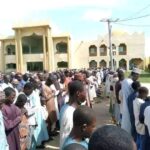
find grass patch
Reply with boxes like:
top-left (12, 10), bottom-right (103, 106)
top-left (125, 71), bottom-right (150, 83)
top-left (139, 73), bottom-right (150, 83)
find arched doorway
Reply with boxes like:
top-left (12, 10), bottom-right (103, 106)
top-left (27, 62), bottom-right (43, 72)
top-left (99, 60), bottom-right (107, 67)
top-left (129, 58), bottom-right (143, 70)
top-left (57, 61), bottom-right (68, 68)
top-left (119, 59), bottom-right (127, 70)
top-left (89, 60), bottom-right (97, 68)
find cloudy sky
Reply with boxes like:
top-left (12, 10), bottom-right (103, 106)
top-left (0, 0), bottom-right (150, 54)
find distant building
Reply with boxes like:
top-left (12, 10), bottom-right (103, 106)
top-left (73, 31), bottom-right (146, 71)
top-left (0, 24), bottom-right (147, 73)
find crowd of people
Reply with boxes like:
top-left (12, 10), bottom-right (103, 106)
top-left (0, 67), bottom-right (149, 150)
top-left (0, 69), bottom-right (102, 150)
top-left (105, 67), bottom-right (150, 150)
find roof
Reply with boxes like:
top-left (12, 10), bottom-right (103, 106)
top-left (12, 22), bottom-right (51, 30)
top-left (52, 33), bottom-right (71, 39)
top-left (0, 35), bottom-right (15, 41)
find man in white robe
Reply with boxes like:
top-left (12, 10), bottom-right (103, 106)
top-left (144, 106), bottom-right (150, 136)
top-left (0, 91), bottom-right (9, 150)
top-left (60, 104), bottom-right (75, 149)
top-left (59, 80), bottom-right (86, 149)
top-left (121, 68), bottom-right (141, 134)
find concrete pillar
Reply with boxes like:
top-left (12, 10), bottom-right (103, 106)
top-left (143, 58), bottom-right (145, 70)
top-left (47, 27), bottom-right (54, 72)
top-left (116, 46), bottom-right (119, 56)
top-left (107, 61), bottom-right (109, 68)
top-left (97, 45), bottom-right (100, 57)
top-left (126, 60), bottom-right (129, 71)
top-left (116, 60), bottom-right (119, 69)
top-left (0, 41), bottom-right (5, 72)
top-left (67, 37), bottom-right (71, 69)
top-left (16, 29), bottom-right (23, 73)
top-left (42, 35), bottom-right (47, 70)
top-left (15, 38), bottom-right (19, 72)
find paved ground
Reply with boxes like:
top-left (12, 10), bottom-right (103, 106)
top-left (41, 97), bottom-right (111, 150)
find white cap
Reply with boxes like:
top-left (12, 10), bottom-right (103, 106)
top-left (132, 68), bottom-right (141, 74)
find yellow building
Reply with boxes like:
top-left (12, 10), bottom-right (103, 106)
top-left (0, 23), bottom-right (71, 73)
top-left (0, 24), bottom-right (148, 73)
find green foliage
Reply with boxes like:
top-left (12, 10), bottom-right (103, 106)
top-left (139, 72), bottom-right (150, 83)
top-left (125, 71), bottom-right (150, 83)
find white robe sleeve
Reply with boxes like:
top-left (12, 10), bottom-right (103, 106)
top-left (144, 106), bottom-right (150, 135)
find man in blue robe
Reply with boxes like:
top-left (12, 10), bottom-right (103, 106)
top-left (127, 81), bottom-right (141, 141)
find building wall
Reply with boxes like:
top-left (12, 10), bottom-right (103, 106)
top-left (0, 25), bottom-right (71, 73)
top-left (0, 26), bottom-right (146, 72)
top-left (22, 54), bottom-right (44, 73)
top-left (52, 37), bottom-right (69, 69)
top-left (2, 39), bottom-right (16, 72)
top-left (73, 32), bottom-right (145, 70)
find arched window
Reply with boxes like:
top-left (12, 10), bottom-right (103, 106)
top-left (56, 42), bottom-right (67, 53)
top-left (6, 44), bottom-right (15, 55)
top-left (99, 60), bottom-right (107, 67)
top-left (22, 45), bottom-right (30, 54)
top-left (57, 61), bottom-right (68, 68)
top-left (119, 43), bottom-right (127, 55)
top-left (129, 58), bottom-right (143, 70)
top-left (100, 44), bottom-right (107, 56)
top-left (89, 45), bottom-right (97, 56)
top-left (89, 60), bottom-right (97, 68)
top-left (119, 59), bottom-right (127, 70)
top-left (6, 63), bottom-right (16, 69)
top-left (22, 34), bottom-right (43, 54)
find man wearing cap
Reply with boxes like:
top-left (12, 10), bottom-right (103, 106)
top-left (121, 68), bottom-right (141, 134)
top-left (0, 91), bottom-right (9, 150)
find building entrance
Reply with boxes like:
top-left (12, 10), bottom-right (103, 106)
top-left (27, 62), bottom-right (43, 72)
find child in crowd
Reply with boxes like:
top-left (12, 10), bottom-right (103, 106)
top-left (15, 94), bottom-right (29, 150)
top-left (128, 81), bottom-right (141, 141)
top-left (23, 83), bottom-right (37, 150)
top-left (63, 143), bottom-right (87, 150)
top-left (62, 105), bottom-right (96, 150)
top-left (59, 80), bottom-right (86, 149)
top-left (89, 125), bottom-right (136, 150)
top-left (133, 86), bottom-right (149, 149)
top-left (2, 87), bottom-right (22, 150)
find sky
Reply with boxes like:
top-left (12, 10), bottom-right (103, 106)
top-left (0, 0), bottom-right (150, 54)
